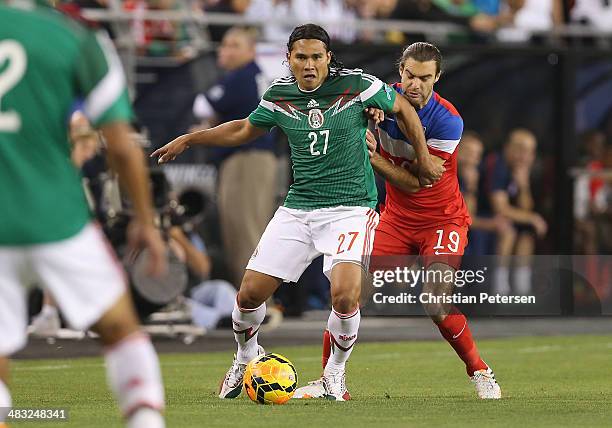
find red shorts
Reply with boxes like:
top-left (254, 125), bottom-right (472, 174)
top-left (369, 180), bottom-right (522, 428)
top-left (371, 213), bottom-right (468, 270)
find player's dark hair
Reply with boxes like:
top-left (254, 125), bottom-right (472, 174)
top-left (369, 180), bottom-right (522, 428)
top-left (287, 24), bottom-right (343, 76)
top-left (399, 42), bottom-right (442, 76)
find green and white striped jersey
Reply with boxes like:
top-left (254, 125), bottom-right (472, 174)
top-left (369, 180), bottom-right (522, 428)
top-left (249, 68), bottom-right (396, 210)
top-left (0, 1), bottom-right (133, 245)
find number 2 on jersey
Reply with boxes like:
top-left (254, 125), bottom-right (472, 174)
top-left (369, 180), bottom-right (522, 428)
top-left (0, 40), bottom-right (27, 132)
top-left (309, 130), bottom-right (329, 156)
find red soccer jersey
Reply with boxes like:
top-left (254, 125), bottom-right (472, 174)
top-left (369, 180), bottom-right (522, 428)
top-left (377, 87), bottom-right (471, 229)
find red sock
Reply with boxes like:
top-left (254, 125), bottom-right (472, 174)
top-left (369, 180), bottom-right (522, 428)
top-left (436, 312), bottom-right (488, 376)
top-left (322, 329), bottom-right (331, 369)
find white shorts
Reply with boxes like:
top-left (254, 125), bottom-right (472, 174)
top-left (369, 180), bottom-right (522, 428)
top-left (0, 223), bottom-right (126, 355)
top-left (246, 206), bottom-right (379, 283)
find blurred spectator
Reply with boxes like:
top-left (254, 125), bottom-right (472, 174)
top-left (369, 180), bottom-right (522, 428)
top-left (570, 0), bottom-right (612, 29)
top-left (192, 27), bottom-right (278, 288)
top-left (458, 131), bottom-right (513, 255)
top-left (512, 0), bottom-right (564, 30)
top-left (388, 0), bottom-right (506, 37)
top-left (245, 0), bottom-right (358, 43)
top-left (458, 130), bottom-right (485, 212)
top-left (204, 0), bottom-right (252, 42)
top-left (391, 0), bottom-right (477, 24)
top-left (473, 128), bottom-right (547, 295)
top-left (343, 0), bottom-right (400, 42)
top-left (574, 130), bottom-right (606, 255)
top-left (168, 225), bottom-right (237, 329)
top-left (599, 144), bottom-right (612, 252)
top-left (496, 0), bottom-right (564, 42)
top-left (124, 0), bottom-right (192, 57)
top-left (29, 111), bottom-right (101, 337)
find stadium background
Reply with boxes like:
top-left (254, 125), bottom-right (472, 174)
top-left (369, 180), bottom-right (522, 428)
top-left (65, 0), bottom-right (612, 314)
top-left (11, 1), bottom-right (612, 426)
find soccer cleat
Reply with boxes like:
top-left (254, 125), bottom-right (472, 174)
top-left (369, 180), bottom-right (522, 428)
top-left (322, 369), bottom-right (351, 401)
top-left (218, 346), bottom-right (264, 399)
top-left (28, 307), bottom-right (61, 337)
top-left (292, 377), bottom-right (326, 399)
top-left (471, 367), bottom-right (501, 399)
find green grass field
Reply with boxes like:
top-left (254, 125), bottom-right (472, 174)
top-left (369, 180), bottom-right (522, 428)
top-left (9, 334), bottom-right (612, 427)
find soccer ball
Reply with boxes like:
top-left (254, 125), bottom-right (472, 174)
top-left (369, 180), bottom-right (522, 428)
top-left (243, 353), bottom-right (298, 405)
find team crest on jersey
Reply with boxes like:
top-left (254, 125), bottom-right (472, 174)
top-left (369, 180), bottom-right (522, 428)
top-left (308, 109), bottom-right (324, 129)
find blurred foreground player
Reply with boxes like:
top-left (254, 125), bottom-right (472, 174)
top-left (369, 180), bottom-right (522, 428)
top-left (153, 24), bottom-right (444, 401)
top-left (296, 42), bottom-right (501, 400)
top-left (0, 2), bottom-right (167, 426)
top-left (29, 111), bottom-right (100, 337)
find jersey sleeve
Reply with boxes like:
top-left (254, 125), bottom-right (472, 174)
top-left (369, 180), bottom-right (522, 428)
top-left (427, 114), bottom-right (464, 160)
top-left (75, 30), bottom-right (133, 127)
top-left (247, 87), bottom-right (276, 131)
top-left (359, 73), bottom-right (396, 113)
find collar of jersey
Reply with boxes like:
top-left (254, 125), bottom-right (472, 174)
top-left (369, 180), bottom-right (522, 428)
top-left (297, 81), bottom-right (323, 93)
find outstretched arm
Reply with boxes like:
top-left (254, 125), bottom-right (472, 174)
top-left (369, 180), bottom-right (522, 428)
top-left (151, 118), bottom-right (267, 164)
top-left (390, 94), bottom-right (444, 185)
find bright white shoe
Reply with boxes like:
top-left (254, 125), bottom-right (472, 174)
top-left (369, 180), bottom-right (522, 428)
top-left (471, 367), bottom-right (501, 399)
top-left (293, 377), bottom-right (326, 399)
top-left (322, 369), bottom-right (351, 401)
top-left (218, 345), bottom-right (264, 399)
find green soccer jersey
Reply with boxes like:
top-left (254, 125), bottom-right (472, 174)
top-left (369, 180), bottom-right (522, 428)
top-left (248, 68), bottom-right (396, 210)
top-left (0, 1), bottom-right (133, 245)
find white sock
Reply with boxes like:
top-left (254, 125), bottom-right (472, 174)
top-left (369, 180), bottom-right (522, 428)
top-left (0, 380), bottom-right (11, 421)
top-left (40, 304), bottom-right (58, 318)
top-left (128, 407), bottom-right (164, 428)
top-left (104, 332), bottom-right (165, 421)
top-left (514, 266), bottom-right (532, 295)
top-left (324, 307), bottom-right (360, 374)
top-left (232, 299), bottom-right (266, 364)
top-left (493, 266), bottom-right (511, 295)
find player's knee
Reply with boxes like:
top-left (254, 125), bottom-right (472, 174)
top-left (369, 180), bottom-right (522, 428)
top-left (237, 277), bottom-right (266, 309)
top-left (422, 301), bottom-right (447, 323)
top-left (93, 295), bottom-right (140, 346)
top-left (95, 319), bottom-right (140, 346)
top-left (330, 293), bottom-right (359, 314)
top-left (236, 289), bottom-right (263, 310)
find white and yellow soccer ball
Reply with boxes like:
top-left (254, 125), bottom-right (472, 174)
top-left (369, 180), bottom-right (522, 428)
top-left (243, 353), bottom-right (298, 405)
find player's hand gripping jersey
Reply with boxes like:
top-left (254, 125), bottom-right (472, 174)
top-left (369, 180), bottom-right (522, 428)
top-left (377, 83), bottom-right (470, 229)
top-left (249, 69), bottom-right (396, 210)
